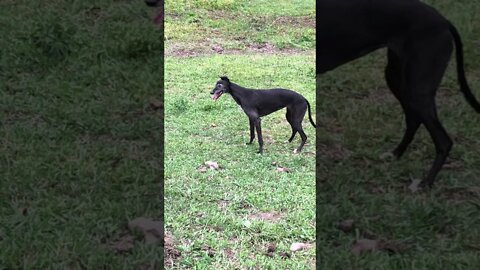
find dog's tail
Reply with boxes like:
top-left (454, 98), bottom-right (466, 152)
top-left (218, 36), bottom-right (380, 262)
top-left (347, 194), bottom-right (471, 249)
top-left (448, 21), bottom-right (480, 112)
top-left (305, 99), bottom-right (316, 128)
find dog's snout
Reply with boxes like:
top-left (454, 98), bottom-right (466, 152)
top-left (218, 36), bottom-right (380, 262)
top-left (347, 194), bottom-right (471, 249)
top-left (210, 89), bottom-right (215, 94)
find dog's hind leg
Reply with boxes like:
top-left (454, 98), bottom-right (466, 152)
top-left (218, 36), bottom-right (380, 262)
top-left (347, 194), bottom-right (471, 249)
top-left (385, 49), bottom-right (421, 159)
top-left (291, 103), bottom-right (308, 153)
top-left (404, 33), bottom-right (454, 187)
top-left (247, 118), bottom-right (255, 144)
top-left (251, 116), bottom-right (263, 154)
top-left (286, 109), bottom-right (297, 142)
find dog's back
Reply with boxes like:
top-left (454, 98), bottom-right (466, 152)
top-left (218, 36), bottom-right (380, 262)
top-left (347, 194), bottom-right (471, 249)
top-left (318, 0), bottom-right (449, 73)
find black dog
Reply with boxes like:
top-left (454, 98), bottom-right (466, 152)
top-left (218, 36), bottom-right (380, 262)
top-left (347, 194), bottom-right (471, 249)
top-left (210, 76), bottom-right (316, 154)
top-left (318, 0), bottom-right (480, 187)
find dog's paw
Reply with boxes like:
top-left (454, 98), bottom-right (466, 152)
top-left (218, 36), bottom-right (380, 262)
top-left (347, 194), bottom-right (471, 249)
top-left (293, 149), bottom-right (299, 154)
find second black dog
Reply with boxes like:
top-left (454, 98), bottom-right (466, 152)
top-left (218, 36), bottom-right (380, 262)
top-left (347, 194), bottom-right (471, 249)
top-left (210, 76), bottom-right (316, 154)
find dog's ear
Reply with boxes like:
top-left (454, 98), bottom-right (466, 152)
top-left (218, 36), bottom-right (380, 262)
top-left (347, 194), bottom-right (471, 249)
top-left (220, 76), bottom-right (230, 83)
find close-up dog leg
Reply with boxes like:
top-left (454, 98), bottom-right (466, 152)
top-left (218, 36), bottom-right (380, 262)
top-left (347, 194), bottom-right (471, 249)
top-left (286, 109), bottom-right (298, 142)
top-left (247, 118), bottom-right (255, 145)
top-left (404, 32), bottom-right (454, 187)
top-left (384, 49), bottom-right (421, 159)
top-left (253, 117), bottom-right (263, 154)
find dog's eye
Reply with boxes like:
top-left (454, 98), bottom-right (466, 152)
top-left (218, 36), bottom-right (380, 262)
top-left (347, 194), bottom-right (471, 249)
top-left (217, 84), bottom-right (222, 87)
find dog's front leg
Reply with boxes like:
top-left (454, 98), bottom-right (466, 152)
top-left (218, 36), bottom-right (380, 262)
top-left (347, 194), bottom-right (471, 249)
top-left (246, 118), bottom-right (255, 145)
top-left (252, 117), bottom-right (263, 154)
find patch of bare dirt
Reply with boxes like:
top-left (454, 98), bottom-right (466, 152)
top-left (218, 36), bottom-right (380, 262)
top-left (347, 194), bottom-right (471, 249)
top-left (272, 16), bottom-right (315, 28)
top-left (318, 142), bottom-right (352, 161)
top-left (248, 211), bottom-right (284, 222)
top-left (166, 41), bottom-right (312, 57)
top-left (352, 238), bottom-right (405, 255)
top-left (164, 232), bottom-right (181, 267)
top-left (438, 186), bottom-right (480, 204)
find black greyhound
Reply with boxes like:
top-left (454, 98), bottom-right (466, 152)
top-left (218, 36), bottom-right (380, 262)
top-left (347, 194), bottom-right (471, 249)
top-left (210, 76), bottom-right (316, 154)
top-left (318, 0), bottom-right (480, 187)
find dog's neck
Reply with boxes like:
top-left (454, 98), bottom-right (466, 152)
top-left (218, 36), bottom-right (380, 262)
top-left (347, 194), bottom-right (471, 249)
top-left (228, 83), bottom-right (251, 107)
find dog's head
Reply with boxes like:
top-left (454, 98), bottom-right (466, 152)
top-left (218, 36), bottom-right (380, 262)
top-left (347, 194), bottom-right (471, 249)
top-left (210, 76), bottom-right (231, 101)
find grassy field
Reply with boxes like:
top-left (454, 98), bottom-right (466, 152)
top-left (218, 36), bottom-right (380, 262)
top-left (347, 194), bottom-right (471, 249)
top-left (164, 0), bottom-right (316, 268)
top-left (0, 1), bottom-right (163, 268)
top-left (318, 0), bottom-right (480, 268)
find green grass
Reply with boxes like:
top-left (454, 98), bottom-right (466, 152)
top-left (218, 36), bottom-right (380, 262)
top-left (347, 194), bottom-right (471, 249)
top-left (164, 0), bottom-right (315, 56)
top-left (0, 0), bottom-right (163, 268)
top-left (164, 0), bottom-right (316, 268)
top-left (165, 54), bottom-right (316, 268)
top-left (318, 0), bottom-right (480, 268)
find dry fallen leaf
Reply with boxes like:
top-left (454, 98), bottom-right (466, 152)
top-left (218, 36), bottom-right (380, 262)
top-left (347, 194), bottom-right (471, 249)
top-left (290, 242), bottom-right (313, 252)
top-left (276, 167), bottom-right (290, 173)
top-left (197, 165), bottom-right (208, 173)
top-left (128, 217), bottom-right (163, 244)
top-left (337, 219), bottom-right (355, 233)
top-left (205, 161), bottom-right (220, 170)
top-left (408, 179), bottom-right (422, 192)
top-left (210, 123), bottom-right (217, 127)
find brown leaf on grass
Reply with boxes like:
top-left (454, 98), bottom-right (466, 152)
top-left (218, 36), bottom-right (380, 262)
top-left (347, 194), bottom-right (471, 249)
top-left (290, 242), bottom-right (313, 252)
top-left (337, 219), bottom-right (355, 233)
top-left (408, 179), bottom-right (422, 193)
top-left (128, 217), bottom-right (163, 244)
top-left (205, 161), bottom-right (220, 170)
top-left (110, 234), bottom-right (135, 253)
top-left (276, 166), bottom-right (290, 173)
top-left (210, 123), bottom-right (217, 128)
top-left (149, 98), bottom-right (163, 110)
top-left (352, 239), bottom-right (404, 255)
top-left (249, 211), bottom-right (284, 222)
